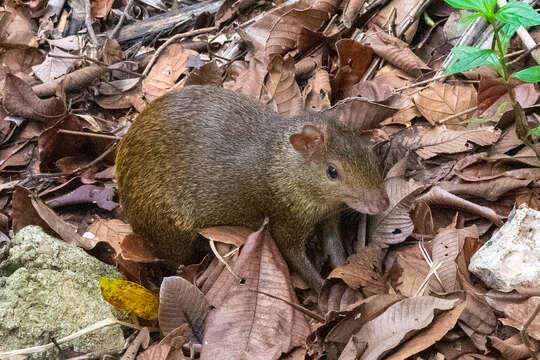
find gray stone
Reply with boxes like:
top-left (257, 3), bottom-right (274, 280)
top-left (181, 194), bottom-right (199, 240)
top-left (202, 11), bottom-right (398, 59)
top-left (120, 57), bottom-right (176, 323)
top-left (0, 226), bottom-right (126, 359)
top-left (469, 205), bottom-right (540, 292)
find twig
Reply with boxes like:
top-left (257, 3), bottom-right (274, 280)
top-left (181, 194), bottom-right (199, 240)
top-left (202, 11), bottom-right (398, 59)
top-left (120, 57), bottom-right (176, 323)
top-left (84, 0), bottom-right (99, 46)
top-left (248, 289), bottom-right (325, 323)
top-left (507, 43), bottom-right (540, 66)
top-left (208, 239), bottom-right (243, 282)
top-left (0, 318), bottom-right (142, 356)
top-left (36, 142), bottom-right (117, 178)
top-left (439, 106), bottom-right (478, 124)
top-left (142, 26), bottom-right (218, 77)
top-left (395, 74), bottom-right (451, 92)
top-left (521, 300), bottom-right (540, 359)
top-left (48, 54), bottom-right (142, 78)
top-left (57, 129), bottom-right (121, 140)
top-left (110, 0), bottom-right (135, 40)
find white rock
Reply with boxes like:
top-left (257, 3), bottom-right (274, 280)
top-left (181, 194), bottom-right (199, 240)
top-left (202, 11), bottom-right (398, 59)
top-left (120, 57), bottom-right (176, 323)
top-left (469, 205), bottom-right (540, 292)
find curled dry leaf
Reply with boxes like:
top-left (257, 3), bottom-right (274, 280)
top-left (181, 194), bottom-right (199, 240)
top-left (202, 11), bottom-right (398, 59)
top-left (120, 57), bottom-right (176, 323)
top-left (414, 126), bottom-right (501, 160)
top-left (142, 44), bottom-right (198, 102)
top-left (265, 55), bottom-right (302, 116)
top-left (199, 226), bottom-right (251, 247)
top-left (415, 186), bottom-right (503, 227)
top-left (2, 74), bottom-right (66, 123)
top-left (368, 176), bottom-right (425, 247)
top-left (363, 31), bottom-right (429, 76)
top-left (459, 294), bottom-right (497, 340)
top-left (185, 60), bottom-right (223, 87)
top-left (265, 0), bottom-right (339, 58)
top-left (489, 334), bottom-right (530, 359)
top-left (351, 296), bottom-right (457, 360)
top-left (32, 65), bottom-right (108, 97)
top-left (158, 276), bottom-right (209, 342)
top-left (328, 246), bottom-right (389, 297)
top-left (12, 186), bottom-right (95, 249)
top-left (413, 82), bottom-right (477, 126)
top-left (501, 296), bottom-right (540, 340)
top-left (46, 184), bottom-right (118, 211)
top-left (201, 221), bottom-right (310, 359)
top-left (440, 177), bottom-right (532, 202)
top-left (0, 48), bottom-right (44, 75)
top-left (432, 225), bottom-right (478, 292)
top-left (332, 39), bottom-right (373, 94)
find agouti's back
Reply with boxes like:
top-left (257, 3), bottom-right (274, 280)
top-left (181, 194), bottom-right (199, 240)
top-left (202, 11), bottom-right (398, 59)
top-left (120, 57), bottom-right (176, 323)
top-left (115, 86), bottom-right (389, 291)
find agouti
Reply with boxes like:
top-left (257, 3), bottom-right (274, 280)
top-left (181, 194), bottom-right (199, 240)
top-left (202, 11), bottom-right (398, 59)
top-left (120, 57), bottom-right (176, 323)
top-left (115, 85), bottom-right (389, 291)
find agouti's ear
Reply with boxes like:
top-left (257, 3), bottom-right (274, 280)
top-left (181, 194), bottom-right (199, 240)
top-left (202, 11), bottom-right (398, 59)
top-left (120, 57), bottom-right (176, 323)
top-left (290, 124), bottom-right (324, 155)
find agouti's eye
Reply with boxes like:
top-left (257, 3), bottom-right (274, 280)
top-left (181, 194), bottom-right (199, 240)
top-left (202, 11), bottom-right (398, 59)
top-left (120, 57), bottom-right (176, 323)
top-left (327, 165), bottom-right (338, 180)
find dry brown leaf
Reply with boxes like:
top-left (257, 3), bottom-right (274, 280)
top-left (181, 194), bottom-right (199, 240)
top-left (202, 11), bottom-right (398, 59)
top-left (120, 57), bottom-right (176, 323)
top-left (0, 7), bottom-right (37, 47)
top-left (0, 47), bottom-right (44, 75)
top-left (142, 44), bottom-right (198, 102)
top-left (32, 64), bottom-right (108, 98)
top-left (332, 39), bottom-right (373, 94)
top-left (411, 201), bottom-right (435, 236)
top-left (2, 73), bottom-right (66, 123)
top-left (414, 126), bottom-right (501, 159)
top-left (368, 176), bottom-right (425, 247)
top-left (413, 82), bottom-right (477, 126)
top-left (12, 186), bottom-right (95, 249)
top-left (265, 1), bottom-right (335, 58)
top-left (432, 225), bottom-right (478, 292)
top-left (265, 55), bottom-right (302, 116)
top-left (363, 31), bottom-right (429, 76)
top-left (386, 303), bottom-right (465, 360)
top-left (489, 334), bottom-right (530, 360)
top-left (199, 226), bottom-right (251, 247)
top-left (440, 177), bottom-right (532, 202)
top-left (223, 55), bottom-right (266, 101)
top-left (91, 0), bottom-right (115, 18)
top-left (491, 124), bottom-right (522, 155)
top-left (201, 220), bottom-right (310, 359)
top-left (352, 296), bottom-right (458, 360)
top-left (158, 276), bottom-right (209, 342)
top-left (184, 60), bottom-right (223, 87)
top-left (342, 0), bottom-right (366, 28)
top-left (501, 296), bottom-right (540, 340)
top-left (323, 97), bottom-right (398, 131)
top-left (303, 68), bottom-right (331, 112)
top-left (415, 186), bottom-right (503, 226)
top-left (460, 294), bottom-right (497, 338)
top-left (328, 247), bottom-right (389, 296)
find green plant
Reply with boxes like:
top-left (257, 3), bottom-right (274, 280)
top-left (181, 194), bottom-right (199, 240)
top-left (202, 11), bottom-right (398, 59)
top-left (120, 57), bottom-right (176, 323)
top-left (443, 0), bottom-right (540, 157)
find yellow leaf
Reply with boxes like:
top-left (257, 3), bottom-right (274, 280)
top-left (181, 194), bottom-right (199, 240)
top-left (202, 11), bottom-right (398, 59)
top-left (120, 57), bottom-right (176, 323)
top-left (99, 277), bottom-right (159, 320)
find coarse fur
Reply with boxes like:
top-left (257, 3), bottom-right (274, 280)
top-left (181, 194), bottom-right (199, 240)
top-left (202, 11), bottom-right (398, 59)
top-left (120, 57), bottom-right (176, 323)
top-left (115, 85), bottom-right (388, 291)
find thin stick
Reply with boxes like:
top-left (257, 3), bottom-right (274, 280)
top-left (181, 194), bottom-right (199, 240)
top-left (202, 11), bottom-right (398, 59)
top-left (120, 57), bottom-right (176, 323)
top-left (110, 0), bottom-right (135, 40)
top-left (395, 73), bottom-right (451, 92)
top-left (209, 239), bottom-right (242, 282)
top-left (142, 26), bottom-right (218, 76)
top-left (84, 0), bottom-right (99, 46)
top-left (48, 54), bottom-right (142, 78)
top-left (439, 106), bottom-right (478, 124)
top-left (0, 318), bottom-right (142, 356)
top-left (57, 129), bottom-right (121, 140)
top-left (248, 289), bottom-right (325, 323)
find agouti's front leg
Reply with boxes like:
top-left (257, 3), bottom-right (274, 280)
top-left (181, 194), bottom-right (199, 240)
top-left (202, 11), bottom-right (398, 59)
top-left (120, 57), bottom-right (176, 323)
top-left (273, 223), bottom-right (324, 292)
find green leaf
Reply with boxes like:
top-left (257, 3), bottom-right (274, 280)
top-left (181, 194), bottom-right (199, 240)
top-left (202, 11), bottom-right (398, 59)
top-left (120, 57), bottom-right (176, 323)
top-left (445, 47), bottom-right (501, 75)
top-left (458, 13), bottom-right (482, 31)
top-left (495, 2), bottom-right (540, 27)
top-left (511, 66), bottom-right (540, 83)
top-left (481, 0), bottom-right (497, 15)
top-left (499, 23), bottom-right (520, 44)
top-left (529, 125), bottom-right (540, 137)
top-left (444, 0), bottom-right (484, 12)
top-left (467, 117), bottom-right (487, 124)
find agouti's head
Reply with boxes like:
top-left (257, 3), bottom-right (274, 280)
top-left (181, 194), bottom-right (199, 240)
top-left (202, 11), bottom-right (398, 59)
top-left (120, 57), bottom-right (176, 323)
top-left (290, 120), bottom-right (389, 215)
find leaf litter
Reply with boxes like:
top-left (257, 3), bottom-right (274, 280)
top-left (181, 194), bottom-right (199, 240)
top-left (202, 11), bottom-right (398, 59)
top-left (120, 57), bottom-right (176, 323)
top-left (1, 0), bottom-right (540, 358)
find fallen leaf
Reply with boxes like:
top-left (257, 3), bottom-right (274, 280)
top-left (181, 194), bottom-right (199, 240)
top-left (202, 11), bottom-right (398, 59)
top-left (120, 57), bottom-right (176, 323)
top-left (158, 276), bottom-right (209, 342)
top-left (100, 277), bottom-right (159, 320)
top-left (501, 296), bottom-right (540, 340)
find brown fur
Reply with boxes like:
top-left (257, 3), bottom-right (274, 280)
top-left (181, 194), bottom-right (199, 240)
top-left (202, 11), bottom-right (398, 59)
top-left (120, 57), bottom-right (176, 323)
top-left (115, 85), bottom-right (388, 291)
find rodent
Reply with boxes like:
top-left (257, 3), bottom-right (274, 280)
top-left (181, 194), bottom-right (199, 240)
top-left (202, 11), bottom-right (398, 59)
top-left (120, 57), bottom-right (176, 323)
top-left (115, 85), bottom-right (389, 292)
